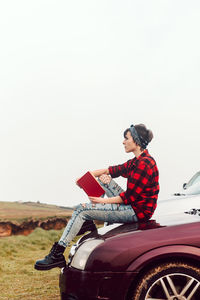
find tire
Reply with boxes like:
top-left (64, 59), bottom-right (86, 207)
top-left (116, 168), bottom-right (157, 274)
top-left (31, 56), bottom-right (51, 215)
top-left (131, 261), bottom-right (200, 300)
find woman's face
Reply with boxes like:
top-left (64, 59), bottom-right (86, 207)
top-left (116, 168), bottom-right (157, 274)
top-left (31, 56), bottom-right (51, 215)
top-left (123, 131), bottom-right (137, 153)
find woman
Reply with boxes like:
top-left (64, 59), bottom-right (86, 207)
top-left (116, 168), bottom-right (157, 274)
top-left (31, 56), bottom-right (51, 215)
top-left (35, 123), bottom-right (159, 270)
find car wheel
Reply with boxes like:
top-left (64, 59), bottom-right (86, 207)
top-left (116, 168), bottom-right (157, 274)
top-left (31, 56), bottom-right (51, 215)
top-left (131, 261), bottom-right (200, 300)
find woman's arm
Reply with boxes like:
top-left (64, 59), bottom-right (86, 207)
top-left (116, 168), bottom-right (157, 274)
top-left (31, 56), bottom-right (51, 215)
top-left (89, 195), bottom-right (123, 204)
top-left (90, 169), bottom-right (109, 177)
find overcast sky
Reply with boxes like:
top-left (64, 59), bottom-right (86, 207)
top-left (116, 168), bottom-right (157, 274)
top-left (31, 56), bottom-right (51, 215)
top-left (0, 1), bottom-right (200, 208)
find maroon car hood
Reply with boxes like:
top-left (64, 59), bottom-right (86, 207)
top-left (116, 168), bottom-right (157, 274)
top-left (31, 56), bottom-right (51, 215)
top-left (82, 212), bottom-right (200, 272)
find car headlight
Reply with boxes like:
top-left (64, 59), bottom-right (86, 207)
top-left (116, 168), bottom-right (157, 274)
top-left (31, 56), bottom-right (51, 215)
top-left (70, 239), bottom-right (104, 270)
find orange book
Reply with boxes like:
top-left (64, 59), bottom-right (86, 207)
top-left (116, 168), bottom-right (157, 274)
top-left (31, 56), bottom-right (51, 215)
top-left (77, 172), bottom-right (105, 197)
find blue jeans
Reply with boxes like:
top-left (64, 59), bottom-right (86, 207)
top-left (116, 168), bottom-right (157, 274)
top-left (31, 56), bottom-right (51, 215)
top-left (59, 179), bottom-right (138, 247)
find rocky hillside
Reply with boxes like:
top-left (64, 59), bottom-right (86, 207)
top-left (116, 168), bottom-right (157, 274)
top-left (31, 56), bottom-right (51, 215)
top-left (0, 201), bottom-right (73, 237)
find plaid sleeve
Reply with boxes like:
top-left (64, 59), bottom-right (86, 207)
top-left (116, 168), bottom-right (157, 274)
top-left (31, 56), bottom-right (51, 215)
top-left (108, 161), bottom-right (129, 178)
top-left (119, 160), bottom-right (152, 204)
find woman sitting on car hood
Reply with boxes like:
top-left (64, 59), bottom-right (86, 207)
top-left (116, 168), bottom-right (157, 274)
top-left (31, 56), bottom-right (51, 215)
top-left (35, 123), bottom-right (160, 271)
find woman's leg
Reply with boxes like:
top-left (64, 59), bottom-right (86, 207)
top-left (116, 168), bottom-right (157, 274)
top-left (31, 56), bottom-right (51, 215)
top-left (35, 203), bottom-right (137, 270)
top-left (58, 202), bottom-right (137, 247)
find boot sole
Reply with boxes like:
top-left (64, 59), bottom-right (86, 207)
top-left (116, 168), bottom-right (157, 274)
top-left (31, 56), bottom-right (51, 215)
top-left (34, 260), bottom-right (66, 271)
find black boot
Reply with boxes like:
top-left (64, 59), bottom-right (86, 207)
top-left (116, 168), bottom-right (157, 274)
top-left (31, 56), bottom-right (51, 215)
top-left (34, 242), bottom-right (66, 271)
top-left (77, 220), bottom-right (97, 235)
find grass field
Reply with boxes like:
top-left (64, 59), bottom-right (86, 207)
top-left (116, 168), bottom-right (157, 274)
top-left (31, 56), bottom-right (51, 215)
top-left (0, 227), bottom-right (75, 300)
top-left (0, 201), bottom-right (76, 299)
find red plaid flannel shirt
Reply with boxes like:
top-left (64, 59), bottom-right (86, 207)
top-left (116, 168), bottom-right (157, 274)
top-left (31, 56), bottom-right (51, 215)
top-left (108, 150), bottom-right (159, 221)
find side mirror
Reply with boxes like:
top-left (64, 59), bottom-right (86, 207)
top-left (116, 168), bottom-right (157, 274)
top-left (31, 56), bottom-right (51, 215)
top-left (183, 183), bottom-right (187, 189)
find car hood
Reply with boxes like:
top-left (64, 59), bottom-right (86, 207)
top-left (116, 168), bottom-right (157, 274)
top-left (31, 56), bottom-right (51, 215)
top-left (82, 211), bottom-right (200, 272)
top-left (79, 210), bottom-right (200, 243)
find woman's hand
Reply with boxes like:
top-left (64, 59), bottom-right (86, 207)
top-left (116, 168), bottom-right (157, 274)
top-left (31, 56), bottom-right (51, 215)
top-left (98, 174), bottom-right (111, 185)
top-left (89, 195), bottom-right (123, 204)
top-left (89, 197), bottom-right (105, 204)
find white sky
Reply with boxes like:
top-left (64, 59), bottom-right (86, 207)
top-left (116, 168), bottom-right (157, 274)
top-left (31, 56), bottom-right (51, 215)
top-left (0, 1), bottom-right (200, 207)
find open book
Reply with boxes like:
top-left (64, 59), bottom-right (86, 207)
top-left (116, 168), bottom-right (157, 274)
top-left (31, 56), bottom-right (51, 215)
top-left (77, 172), bottom-right (105, 197)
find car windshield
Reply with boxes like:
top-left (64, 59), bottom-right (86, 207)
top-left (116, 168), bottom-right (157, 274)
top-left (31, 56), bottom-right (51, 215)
top-left (186, 171), bottom-right (200, 188)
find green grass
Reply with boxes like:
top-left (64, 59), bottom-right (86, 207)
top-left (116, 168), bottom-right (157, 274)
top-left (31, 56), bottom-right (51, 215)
top-left (0, 228), bottom-right (75, 300)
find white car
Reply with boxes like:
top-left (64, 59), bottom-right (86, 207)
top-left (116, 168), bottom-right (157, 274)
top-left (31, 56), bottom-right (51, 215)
top-left (181, 171), bottom-right (200, 195)
top-left (155, 171), bottom-right (200, 218)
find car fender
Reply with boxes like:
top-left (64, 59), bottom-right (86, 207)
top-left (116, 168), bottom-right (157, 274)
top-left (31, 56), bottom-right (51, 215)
top-left (127, 245), bottom-right (200, 272)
